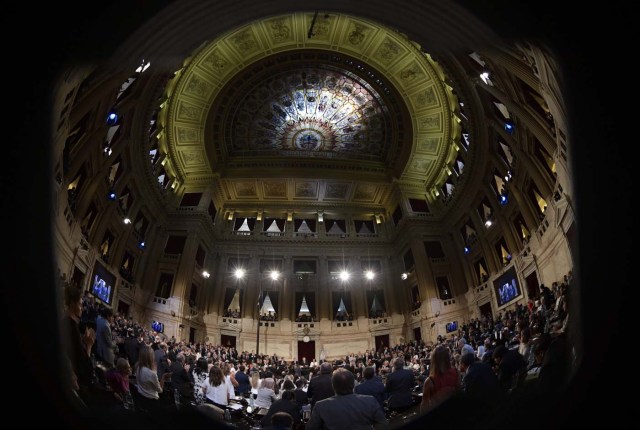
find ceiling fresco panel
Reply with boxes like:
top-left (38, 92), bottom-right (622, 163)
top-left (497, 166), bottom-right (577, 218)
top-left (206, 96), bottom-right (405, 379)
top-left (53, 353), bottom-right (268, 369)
top-left (263, 181), bottom-right (288, 198)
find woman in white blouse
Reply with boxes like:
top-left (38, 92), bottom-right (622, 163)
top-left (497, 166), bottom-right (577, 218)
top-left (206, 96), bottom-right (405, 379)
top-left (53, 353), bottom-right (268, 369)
top-left (202, 366), bottom-right (231, 409)
top-left (135, 345), bottom-right (171, 412)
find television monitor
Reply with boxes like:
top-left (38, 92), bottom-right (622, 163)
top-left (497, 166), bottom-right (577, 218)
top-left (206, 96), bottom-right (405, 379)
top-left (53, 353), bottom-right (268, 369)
top-left (151, 320), bottom-right (164, 333)
top-left (89, 261), bottom-right (116, 305)
top-left (492, 266), bottom-right (522, 308)
top-left (446, 321), bottom-right (458, 333)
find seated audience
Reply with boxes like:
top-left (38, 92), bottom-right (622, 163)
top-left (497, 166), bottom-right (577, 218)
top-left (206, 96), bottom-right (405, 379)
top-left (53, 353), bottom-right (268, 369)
top-left (105, 357), bottom-right (132, 401)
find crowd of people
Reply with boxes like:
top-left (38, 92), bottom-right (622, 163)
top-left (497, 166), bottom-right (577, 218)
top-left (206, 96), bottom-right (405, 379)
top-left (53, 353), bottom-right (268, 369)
top-left (60, 271), bottom-right (573, 429)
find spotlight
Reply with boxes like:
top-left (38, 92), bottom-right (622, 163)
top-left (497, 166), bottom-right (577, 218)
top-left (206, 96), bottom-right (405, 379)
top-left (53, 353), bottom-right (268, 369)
top-left (500, 194), bottom-right (508, 205)
top-left (138, 240), bottom-right (146, 249)
top-left (463, 246), bottom-right (470, 254)
top-left (106, 112), bottom-right (119, 125)
top-left (504, 120), bottom-right (514, 134)
top-left (339, 271), bottom-right (350, 281)
top-left (202, 271), bottom-right (210, 278)
top-left (270, 270), bottom-right (280, 280)
top-left (484, 220), bottom-right (492, 228)
top-left (401, 273), bottom-right (408, 280)
top-left (234, 268), bottom-right (245, 279)
top-left (123, 217), bottom-right (131, 224)
top-left (108, 191), bottom-right (117, 201)
top-left (365, 270), bottom-right (375, 280)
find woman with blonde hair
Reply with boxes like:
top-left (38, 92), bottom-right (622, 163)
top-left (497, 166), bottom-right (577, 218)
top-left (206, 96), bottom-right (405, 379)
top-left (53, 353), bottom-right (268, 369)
top-left (250, 370), bottom-right (262, 397)
top-left (420, 345), bottom-right (460, 412)
top-left (254, 377), bottom-right (277, 408)
top-left (136, 345), bottom-right (171, 412)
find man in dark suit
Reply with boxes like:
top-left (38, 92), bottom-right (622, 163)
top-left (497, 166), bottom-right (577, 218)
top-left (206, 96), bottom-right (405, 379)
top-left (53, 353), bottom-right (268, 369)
top-left (459, 352), bottom-right (503, 413)
top-left (307, 368), bottom-right (387, 430)
top-left (234, 364), bottom-right (251, 396)
top-left (354, 366), bottom-right (385, 408)
top-left (294, 378), bottom-right (309, 406)
top-left (307, 362), bottom-right (334, 409)
top-left (384, 357), bottom-right (416, 411)
top-left (169, 353), bottom-right (194, 402)
top-left (124, 329), bottom-right (142, 366)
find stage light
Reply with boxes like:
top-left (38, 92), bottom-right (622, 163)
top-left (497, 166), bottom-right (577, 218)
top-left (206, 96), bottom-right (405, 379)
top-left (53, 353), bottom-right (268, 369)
top-left (365, 270), bottom-right (375, 280)
top-left (500, 194), bottom-right (508, 205)
top-left (504, 120), bottom-right (514, 134)
top-left (464, 246), bottom-right (470, 254)
top-left (484, 220), bottom-right (492, 228)
top-left (106, 112), bottom-right (119, 125)
top-left (202, 271), bottom-right (210, 278)
top-left (339, 271), bottom-right (350, 281)
top-left (123, 217), bottom-right (131, 224)
top-left (234, 268), bottom-right (245, 279)
top-left (270, 270), bottom-right (280, 280)
top-left (108, 191), bottom-right (117, 200)
top-left (138, 240), bottom-right (146, 249)
top-left (401, 272), bottom-right (408, 280)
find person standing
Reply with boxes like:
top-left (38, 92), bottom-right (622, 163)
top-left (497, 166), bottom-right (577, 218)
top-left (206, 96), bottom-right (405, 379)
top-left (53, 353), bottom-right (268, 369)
top-left (421, 346), bottom-right (460, 413)
top-left (354, 366), bottom-right (385, 408)
top-left (234, 364), bottom-right (251, 397)
top-left (307, 362), bottom-right (335, 409)
top-left (136, 345), bottom-right (172, 412)
top-left (385, 357), bottom-right (416, 411)
top-left (61, 285), bottom-right (96, 400)
top-left (96, 307), bottom-right (116, 367)
top-left (458, 353), bottom-right (502, 414)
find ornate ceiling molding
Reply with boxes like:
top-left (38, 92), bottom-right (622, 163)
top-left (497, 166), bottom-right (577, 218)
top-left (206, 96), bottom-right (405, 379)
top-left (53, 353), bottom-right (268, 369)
top-left (159, 12), bottom-right (460, 206)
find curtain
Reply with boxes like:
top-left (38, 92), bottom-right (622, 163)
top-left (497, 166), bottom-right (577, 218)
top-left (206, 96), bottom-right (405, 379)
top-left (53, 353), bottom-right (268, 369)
top-left (325, 219), bottom-right (336, 232)
top-left (234, 217), bottom-right (245, 230)
top-left (270, 291), bottom-right (279, 314)
top-left (223, 288), bottom-right (236, 310)
top-left (366, 290), bottom-right (375, 312)
top-left (377, 291), bottom-right (386, 312)
top-left (331, 292), bottom-right (341, 316)
top-left (306, 219), bottom-right (316, 232)
top-left (275, 218), bottom-right (286, 231)
top-left (343, 291), bottom-right (352, 314)
top-left (305, 292), bottom-right (316, 317)
top-left (294, 219), bottom-right (303, 230)
top-left (295, 292), bottom-right (304, 315)
top-left (354, 220), bottom-right (363, 232)
top-left (247, 217), bottom-right (256, 231)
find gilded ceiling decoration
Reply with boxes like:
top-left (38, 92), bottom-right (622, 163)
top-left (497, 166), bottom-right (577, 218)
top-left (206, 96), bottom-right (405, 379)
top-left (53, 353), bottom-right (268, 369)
top-left (229, 68), bottom-right (388, 161)
top-left (159, 12), bottom-right (461, 207)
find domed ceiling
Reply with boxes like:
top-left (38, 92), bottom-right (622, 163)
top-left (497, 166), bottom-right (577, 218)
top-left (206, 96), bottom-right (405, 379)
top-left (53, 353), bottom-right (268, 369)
top-left (228, 66), bottom-right (390, 160)
top-left (159, 12), bottom-right (461, 209)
